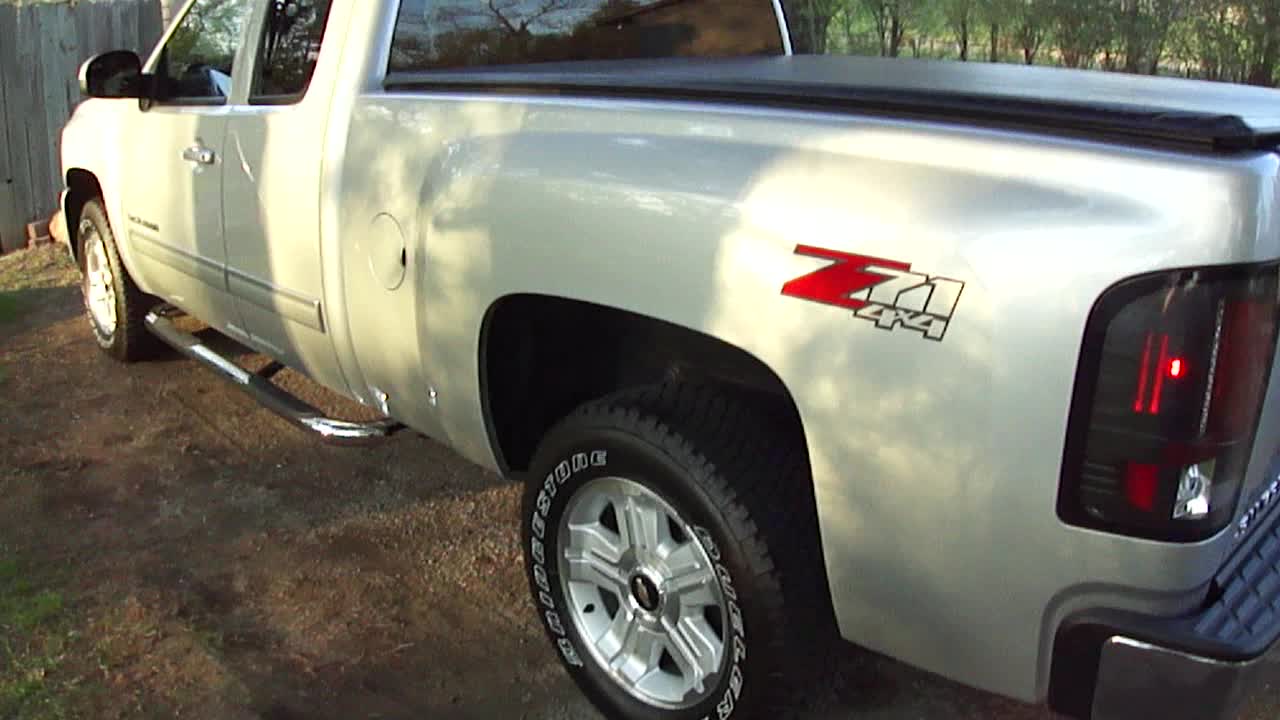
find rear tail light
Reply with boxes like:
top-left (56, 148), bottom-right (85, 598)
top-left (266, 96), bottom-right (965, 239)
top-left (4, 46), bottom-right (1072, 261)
top-left (1060, 263), bottom-right (1280, 541)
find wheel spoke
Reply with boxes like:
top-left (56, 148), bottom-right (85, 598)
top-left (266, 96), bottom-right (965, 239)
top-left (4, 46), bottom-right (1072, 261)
top-left (565, 521), bottom-right (626, 596)
top-left (604, 611), bottom-right (663, 683)
top-left (619, 495), bottom-right (665, 553)
top-left (664, 541), bottom-right (718, 608)
top-left (661, 615), bottom-right (720, 694)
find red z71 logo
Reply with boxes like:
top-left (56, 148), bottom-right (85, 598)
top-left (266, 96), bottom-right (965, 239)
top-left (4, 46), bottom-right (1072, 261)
top-left (781, 245), bottom-right (964, 341)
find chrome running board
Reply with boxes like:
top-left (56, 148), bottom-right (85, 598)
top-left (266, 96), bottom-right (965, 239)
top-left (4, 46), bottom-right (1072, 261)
top-left (145, 308), bottom-right (403, 445)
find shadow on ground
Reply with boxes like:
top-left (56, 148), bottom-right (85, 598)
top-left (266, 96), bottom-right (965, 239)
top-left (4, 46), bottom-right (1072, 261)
top-left (0, 246), bottom-right (1114, 719)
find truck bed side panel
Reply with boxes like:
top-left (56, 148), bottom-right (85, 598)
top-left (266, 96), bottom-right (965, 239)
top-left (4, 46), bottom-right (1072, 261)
top-left (336, 86), bottom-right (1280, 701)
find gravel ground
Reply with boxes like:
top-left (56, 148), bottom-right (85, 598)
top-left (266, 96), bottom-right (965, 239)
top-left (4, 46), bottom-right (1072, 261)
top-left (1, 244), bottom-right (1275, 719)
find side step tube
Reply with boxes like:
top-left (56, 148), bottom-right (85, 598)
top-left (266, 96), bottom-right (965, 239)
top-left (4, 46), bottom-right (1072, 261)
top-left (145, 309), bottom-right (403, 445)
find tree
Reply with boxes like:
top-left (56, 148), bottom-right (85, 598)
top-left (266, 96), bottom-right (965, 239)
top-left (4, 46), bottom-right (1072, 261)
top-left (788, 0), bottom-right (842, 53)
top-left (1047, 0), bottom-right (1112, 68)
top-left (812, 0), bottom-right (1274, 86)
top-left (1113, 0), bottom-right (1182, 74)
top-left (1245, 0), bottom-right (1280, 85)
top-left (943, 0), bottom-right (975, 59)
top-left (978, 0), bottom-right (1021, 63)
top-left (889, 0), bottom-right (909, 55)
top-left (857, 0), bottom-right (920, 57)
top-left (1011, 0), bottom-right (1046, 63)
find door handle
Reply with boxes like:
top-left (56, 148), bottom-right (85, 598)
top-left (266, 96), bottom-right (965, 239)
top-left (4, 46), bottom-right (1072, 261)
top-left (182, 145), bottom-right (216, 165)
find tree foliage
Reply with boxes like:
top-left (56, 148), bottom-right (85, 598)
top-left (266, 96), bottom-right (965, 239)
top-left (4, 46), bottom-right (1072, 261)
top-left (786, 0), bottom-right (1280, 85)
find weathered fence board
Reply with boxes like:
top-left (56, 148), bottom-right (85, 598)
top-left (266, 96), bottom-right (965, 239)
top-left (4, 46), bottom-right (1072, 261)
top-left (0, 5), bottom-right (34, 251)
top-left (0, 0), bottom-right (163, 253)
top-left (23, 6), bottom-right (55, 227)
top-left (0, 53), bottom-right (17, 254)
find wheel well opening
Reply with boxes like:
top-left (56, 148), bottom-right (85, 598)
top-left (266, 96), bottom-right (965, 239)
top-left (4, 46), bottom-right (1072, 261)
top-left (480, 294), bottom-right (807, 475)
top-left (64, 169), bottom-right (103, 263)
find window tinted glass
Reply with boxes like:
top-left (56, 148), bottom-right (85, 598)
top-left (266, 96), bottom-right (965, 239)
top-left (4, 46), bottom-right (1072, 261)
top-left (253, 0), bottom-right (334, 100)
top-left (157, 0), bottom-right (254, 101)
top-left (388, 0), bottom-right (784, 73)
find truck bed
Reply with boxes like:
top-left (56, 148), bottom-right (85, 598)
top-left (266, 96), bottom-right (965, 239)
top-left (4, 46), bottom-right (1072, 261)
top-left (385, 55), bottom-right (1280, 151)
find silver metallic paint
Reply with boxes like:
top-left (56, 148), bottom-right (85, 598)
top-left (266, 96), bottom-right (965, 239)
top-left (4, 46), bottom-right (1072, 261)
top-left (339, 82), bottom-right (1280, 700)
top-left (59, 0), bottom-right (1280, 705)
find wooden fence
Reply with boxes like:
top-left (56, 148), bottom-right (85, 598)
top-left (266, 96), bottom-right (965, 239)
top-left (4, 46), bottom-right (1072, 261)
top-left (0, 0), bottom-right (164, 252)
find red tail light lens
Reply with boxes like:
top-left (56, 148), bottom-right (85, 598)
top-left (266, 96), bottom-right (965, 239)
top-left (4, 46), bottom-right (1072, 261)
top-left (1060, 263), bottom-right (1279, 541)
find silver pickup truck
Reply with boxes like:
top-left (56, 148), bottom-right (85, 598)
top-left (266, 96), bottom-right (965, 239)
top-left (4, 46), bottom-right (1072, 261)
top-left (59, 0), bottom-right (1280, 718)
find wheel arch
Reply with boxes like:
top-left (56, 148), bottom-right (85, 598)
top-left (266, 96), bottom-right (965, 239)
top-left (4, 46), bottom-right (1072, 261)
top-left (63, 167), bottom-right (104, 265)
top-left (478, 292), bottom-right (812, 476)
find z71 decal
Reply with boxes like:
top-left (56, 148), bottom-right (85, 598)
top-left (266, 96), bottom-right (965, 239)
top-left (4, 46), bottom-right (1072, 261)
top-left (781, 245), bottom-right (964, 341)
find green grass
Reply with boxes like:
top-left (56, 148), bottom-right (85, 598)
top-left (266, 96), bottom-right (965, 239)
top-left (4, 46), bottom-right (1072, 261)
top-left (0, 292), bottom-right (18, 324)
top-left (0, 555), bottom-right (73, 720)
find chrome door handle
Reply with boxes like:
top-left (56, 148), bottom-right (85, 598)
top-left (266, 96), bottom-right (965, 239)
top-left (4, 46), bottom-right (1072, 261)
top-left (182, 145), bottom-right (215, 165)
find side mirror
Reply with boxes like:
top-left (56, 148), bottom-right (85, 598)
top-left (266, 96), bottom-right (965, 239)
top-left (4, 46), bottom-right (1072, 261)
top-left (79, 50), bottom-right (147, 99)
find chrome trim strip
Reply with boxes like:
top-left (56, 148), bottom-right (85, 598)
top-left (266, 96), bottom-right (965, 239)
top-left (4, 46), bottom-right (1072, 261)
top-left (145, 308), bottom-right (399, 445)
top-left (190, 343), bottom-right (252, 384)
top-left (299, 416), bottom-right (404, 441)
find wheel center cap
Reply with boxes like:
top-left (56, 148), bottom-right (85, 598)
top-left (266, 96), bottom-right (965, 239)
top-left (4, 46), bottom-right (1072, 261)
top-left (630, 573), bottom-right (661, 612)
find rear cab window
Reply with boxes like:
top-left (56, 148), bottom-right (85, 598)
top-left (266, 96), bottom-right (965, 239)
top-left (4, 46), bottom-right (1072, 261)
top-left (251, 0), bottom-right (335, 104)
top-left (388, 0), bottom-right (787, 73)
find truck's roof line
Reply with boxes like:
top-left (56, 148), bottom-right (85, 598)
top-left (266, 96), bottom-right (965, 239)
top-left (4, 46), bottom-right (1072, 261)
top-left (384, 56), bottom-right (1280, 152)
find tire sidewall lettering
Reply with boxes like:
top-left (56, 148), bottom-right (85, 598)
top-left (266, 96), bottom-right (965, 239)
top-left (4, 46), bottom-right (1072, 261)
top-left (530, 450), bottom-right (608, 669)
top-left (527, 448), bottom-right (749, 719)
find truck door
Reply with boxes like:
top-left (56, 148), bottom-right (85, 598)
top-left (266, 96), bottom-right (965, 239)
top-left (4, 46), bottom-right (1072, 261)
top-left (219, 0), bottom-right (346, 392)
top-left (122, 0), bottom-right (255, 331)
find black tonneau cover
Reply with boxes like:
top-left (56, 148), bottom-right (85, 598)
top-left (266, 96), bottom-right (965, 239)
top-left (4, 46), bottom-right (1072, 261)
top-left (385, 55), bottom-right (1280, 151)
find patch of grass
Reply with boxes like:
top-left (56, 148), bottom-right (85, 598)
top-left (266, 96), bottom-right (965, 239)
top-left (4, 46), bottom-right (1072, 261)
top-left (0, 292), bottom-right (18, 324)
top-left (0, 554), bottom-right (75, 719)
top-left (0, 245), bottom-right (79, 295)
top-left (193, 626), bottom-right (226, 654)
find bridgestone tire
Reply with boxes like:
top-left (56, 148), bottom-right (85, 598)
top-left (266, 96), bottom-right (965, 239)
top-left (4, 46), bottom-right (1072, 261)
top-left (77, 199), bottom-right (160, 362)
top-left (522, 383), bottom-right (830, 720)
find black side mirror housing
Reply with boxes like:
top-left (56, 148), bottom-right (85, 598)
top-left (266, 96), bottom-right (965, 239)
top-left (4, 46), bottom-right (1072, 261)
top-left (79, 50), bottom-right (148, 99)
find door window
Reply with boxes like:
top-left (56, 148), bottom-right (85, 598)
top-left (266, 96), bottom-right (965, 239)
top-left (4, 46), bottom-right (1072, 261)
top-left (252, 0), bottom-right (335, 103)
top-left (388, 0), bottom-right (785, 73)
top-left (155, 0), bottom-right (255, 102)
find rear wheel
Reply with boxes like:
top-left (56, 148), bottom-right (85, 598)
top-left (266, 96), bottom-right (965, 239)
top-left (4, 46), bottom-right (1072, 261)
top-left (522, 383), bottom-right (829, 720)
top-left (77, 199), bottom-right (160, 361)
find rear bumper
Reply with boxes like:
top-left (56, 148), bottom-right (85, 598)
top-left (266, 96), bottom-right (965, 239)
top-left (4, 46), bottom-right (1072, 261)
top-left (1089, 636), bottom-right (1274, 720)
top-left (1050, 502), bottom-right (1280, 720)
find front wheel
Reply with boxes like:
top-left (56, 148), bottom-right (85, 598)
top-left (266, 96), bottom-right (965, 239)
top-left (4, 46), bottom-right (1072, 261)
top-left (523, 384), bottom-right (829, 720)
top-left (77, 199), bottom-right (159, 361)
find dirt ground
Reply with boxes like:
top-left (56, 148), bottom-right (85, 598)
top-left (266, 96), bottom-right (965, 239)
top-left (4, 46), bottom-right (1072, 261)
top-left (0, 243), bottom-right (1276, 719)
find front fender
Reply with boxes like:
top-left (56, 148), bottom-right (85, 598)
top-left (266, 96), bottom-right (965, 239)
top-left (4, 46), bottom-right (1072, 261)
top-left (60, 99), bottom-right (150, 291)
